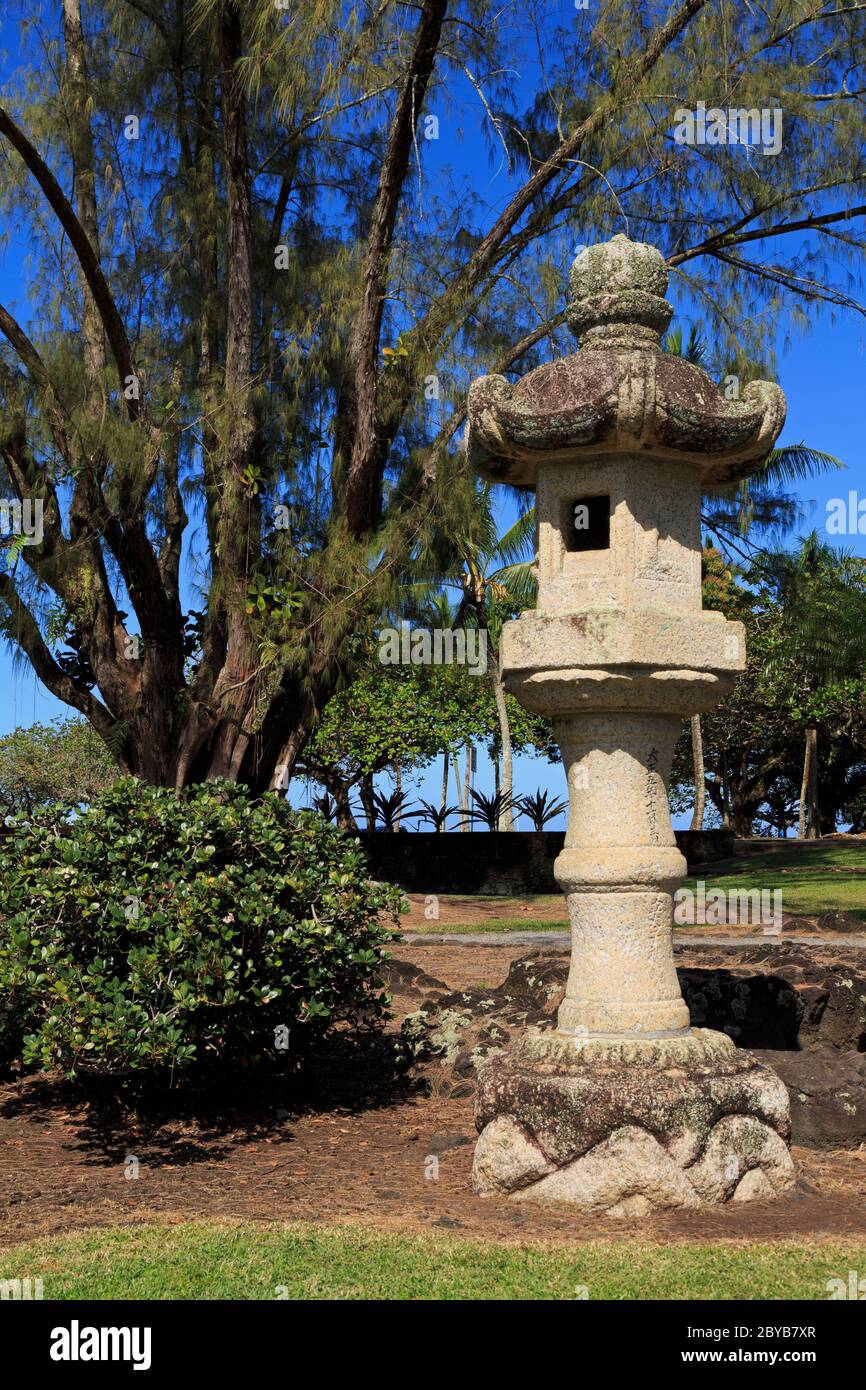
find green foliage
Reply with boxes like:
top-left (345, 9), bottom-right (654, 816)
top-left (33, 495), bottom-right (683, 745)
top-left (307, 661), bottom-right (479, 778)
top-left (670, 598), bottom-right (800, 828)
top-left (3, 4), bottom-right (864, 790)
top-left (466, 787), bottom-right (515, 830)
top-left (0, 779), bottom-right (403, 1079)
top-left (304, 656), bottom-right (555, 798)
top-left (413, 799), bottom-right (461, 830)
top-left (308, 658), bottom-right (541, 773)
top-left (516, 788), bottom-right (568, 830)
top-left (370, 787), bottom-right (415, 830)
top-left (0, 718), bottom-right (116, 815)
top-left (760, 534), bottom-right (866, 698)
top-left (700, 545), bottom-right (747, 617)
top-left (665, 322), bottom-right (845, 550)
top-left (672, 546), bottom-right (866, 833)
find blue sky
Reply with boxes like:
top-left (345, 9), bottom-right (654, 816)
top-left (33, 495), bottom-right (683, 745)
top-left (1, 6), bottom-right (864, 825)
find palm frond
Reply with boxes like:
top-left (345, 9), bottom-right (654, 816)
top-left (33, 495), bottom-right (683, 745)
top-left (758, 445), bottom-right (845, 486)
top-left (494, 506), bottom-right (537, 567)
top-left (488, 560), bottom-right (537, 607)
top-left (663, 323), bottom-right (709, 365)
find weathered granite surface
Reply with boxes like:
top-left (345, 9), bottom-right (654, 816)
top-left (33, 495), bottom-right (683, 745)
top-left (468, 235), bottom-right (787, 1045)
top-left (463, 233), bottom-right (790, 1208)
top-left (472, 1030), bottom-right (793, 1212)
top-left (468, 233), bottom-right (785, 490)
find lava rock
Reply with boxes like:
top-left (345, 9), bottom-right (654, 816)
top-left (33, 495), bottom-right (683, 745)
top-left (752, 1047), bottom-right (866, 1148)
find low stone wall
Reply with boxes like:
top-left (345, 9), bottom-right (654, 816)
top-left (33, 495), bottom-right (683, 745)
top-left (357, 828), bottom-right (734, 894)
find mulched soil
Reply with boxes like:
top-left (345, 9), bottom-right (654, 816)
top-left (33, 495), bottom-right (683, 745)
top-left (2, 939), bottom-right (865, 1251)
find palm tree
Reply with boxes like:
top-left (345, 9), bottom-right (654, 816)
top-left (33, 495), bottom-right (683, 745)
top-left (448, 491), bottom-right (536, 830)
top-left (413, 799), bottom-right (461, 831)
top-left (388, 587), bottom-right (468, 829)
top-left (663, 326), bottom-right (845, 830)
top-left (400, 489), bottom-right (535, 830)
top-left (517, 788), bottom-right (568, 830)
top-left (467, 787), bottom-right (517, 831)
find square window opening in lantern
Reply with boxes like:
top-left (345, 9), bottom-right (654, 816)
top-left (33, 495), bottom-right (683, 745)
top-left (565, 494), bottom-right (610, 552)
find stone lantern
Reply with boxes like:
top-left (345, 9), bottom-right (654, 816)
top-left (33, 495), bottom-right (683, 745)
top-left (465, 234), bottom-right (794, 1213)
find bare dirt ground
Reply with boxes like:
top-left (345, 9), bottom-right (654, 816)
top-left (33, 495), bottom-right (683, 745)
top-left (2, 939), bottom-right (865, 1252)
top-left (401, 893), bottom-right (568, 930)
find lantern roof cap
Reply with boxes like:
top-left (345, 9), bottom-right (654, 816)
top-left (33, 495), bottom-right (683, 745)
top-left (467, 234), bottom-right (786, 488)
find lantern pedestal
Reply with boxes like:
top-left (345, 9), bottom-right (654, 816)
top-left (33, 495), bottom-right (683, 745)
top-left (465, 235), bottom-right (794, 1211)
top-left (472, 1030), bottom-right (793, 1214)
top-left (469, 678), bottom-right (794, 1213)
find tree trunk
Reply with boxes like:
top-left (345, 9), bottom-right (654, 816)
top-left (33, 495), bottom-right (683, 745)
top-left (394, 763), bottom-right (402, 832)
top-left (720, 756), bottom-right (731, 829)
top-left (452, 750), bottom-right (467, 831)
top-left (809, 727), bottom-right (820, 839)
top-left (800, 725), bottom-right (819, 839)
top-left (689, 714), bottom-right (706, 831)
top-left (333, 791), bottom-right (357, 832)
top-left (464, 743), bottom-right (472, 831)
top-left (204, 3), bottom-right (260, 783)
top-left (799, 729), bottom-right (811, 838)
top-left (490, 644), bottom-right (515, 830)
top-left (439, 749), bottom-right (449, 829)
top-left (335, 0), bottom-right (450, 536)
top-left (61, 0), bottom-right (105, 387)
top-left (359, 773), bottom-right (376, 831)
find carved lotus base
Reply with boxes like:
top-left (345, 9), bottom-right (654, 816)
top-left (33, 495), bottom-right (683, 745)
top-left (472, 1029), bottom-right (794, 1215)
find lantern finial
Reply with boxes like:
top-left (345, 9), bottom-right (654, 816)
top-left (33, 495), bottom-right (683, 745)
top-left (567, 232), bottom-right (673, 348)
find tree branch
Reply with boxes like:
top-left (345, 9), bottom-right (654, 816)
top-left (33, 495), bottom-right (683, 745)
top-left (668, 203), bottom-right (866, 266)
top-left (0, 302), bottom-right (76, 465)
top-left (0, 104), bottom-right (138, 414)
top-left (355, 0), bottom-right (709, 527)
top-left (337, 0), bottom-right (449, 535)
top-left (707, 248), bottom-right (866, 316)
top-left (0, 572), bottom-right (120, 747)
top-left (61, 0), bottom-right (107, 389)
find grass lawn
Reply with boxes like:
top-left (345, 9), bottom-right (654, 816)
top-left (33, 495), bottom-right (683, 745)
top-left (682, 842), bottom-right (866, 923)
top-left (406, 843), bottom-right (866, 932)
top-left (1, 1221), bottom-right (863, 1300)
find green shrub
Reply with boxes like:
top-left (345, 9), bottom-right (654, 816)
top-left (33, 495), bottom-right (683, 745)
top-left (0, 779), bottom-right (403, 1079)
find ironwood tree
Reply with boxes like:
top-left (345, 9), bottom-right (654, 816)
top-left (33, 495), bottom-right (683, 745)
top-left (0, 0), bottom-right (864, 791)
